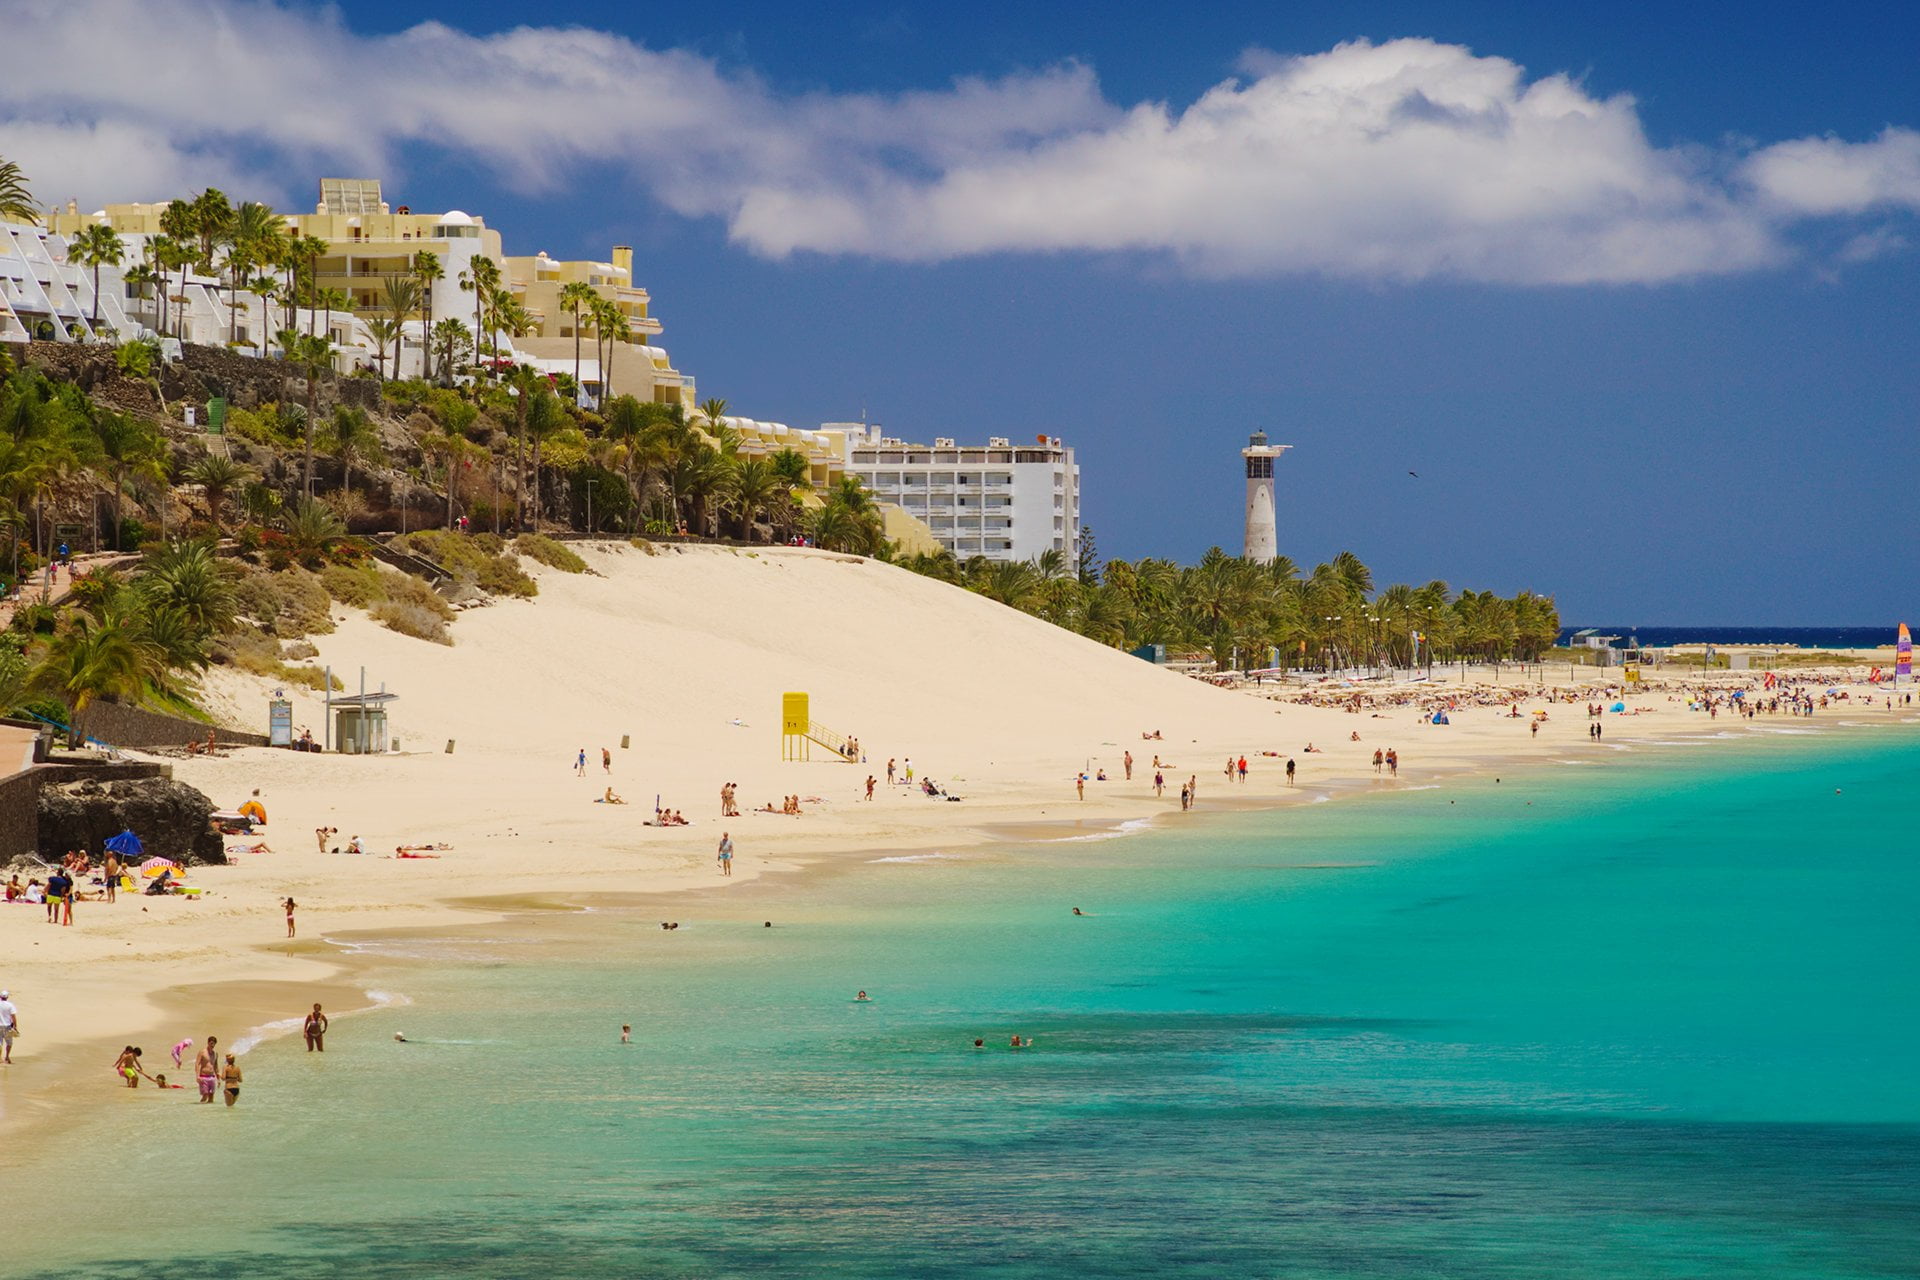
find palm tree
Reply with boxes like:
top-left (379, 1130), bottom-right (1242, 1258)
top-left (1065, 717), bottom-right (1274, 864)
top-left (289, 233), bottom-right (329, 335)
top-left (69, 224), bottom-right (126, 333)
top-left (314, 287), bottom-right (349, 345)
top-left (431, 317), bottom-right (471, 387)
top-left (768, 448), bottom-right (812, 492)
top-left (458, 255), bottom-right (501, 381)
top-left (523, 388), bottom-right (567, 532)
top-left (591, 297), bottom-right (629, 406)
top-left (222, 200), bottom-right (283, 345)
top-left (725, 457), bottom-right (783, 543)
top-left (33, 608), bottom-right (164, 726)
top-left (504, 364), bottom-right (542, 529)
top-left (189, 188), bottom-right (233, 273)
top-left (247, 276), bottom-right (277, 353)
top-left (286, 333), bottom-right (333, 497)
top-left (559, 281), bottom-right (596, 393)
top-left (381, 274), bottom-right (422, 378)
top-left (89, 409), bottom-right (163, 550)
top-left (141, 538), bottom-right (238, 636)
top-left (185, 454), bottom-right (249, 534)
top-left (123, 262), bottom-right (159, 330)
top-left (697, 398), bottom-right (730, 438)
top-left (281, 498), bottom-right (348, 567)
top-left (412, 250), bottom-right (443, 382)
top-left (0, 157), bottom-right (36, 223)
top-left (327, 405), bottom-right (380, 499)
top-left (365, 317), bottom-right (399, 380)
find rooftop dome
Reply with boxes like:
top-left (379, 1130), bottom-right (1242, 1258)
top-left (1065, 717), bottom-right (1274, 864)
top-left (440, 210), bottom-right (475, 226)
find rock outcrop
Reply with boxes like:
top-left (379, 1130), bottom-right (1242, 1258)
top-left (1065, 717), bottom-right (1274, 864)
top-left (36, 776), bottom-right (226, 865)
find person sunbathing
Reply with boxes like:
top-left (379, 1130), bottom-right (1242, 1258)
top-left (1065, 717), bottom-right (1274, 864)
top-left (599, 788), bottom-right (626, 804)
top-left (226, 842), bottom-right (272, 855)
top-left (393, 848), bottom-right (441, 859)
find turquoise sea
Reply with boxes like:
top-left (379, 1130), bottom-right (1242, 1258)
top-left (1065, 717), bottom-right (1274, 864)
top-left (6, 730), bottom-right (1920, 1278)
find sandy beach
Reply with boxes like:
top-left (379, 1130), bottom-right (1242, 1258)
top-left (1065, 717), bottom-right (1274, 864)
top-left (1, 542), bottom-right (1906, 1123)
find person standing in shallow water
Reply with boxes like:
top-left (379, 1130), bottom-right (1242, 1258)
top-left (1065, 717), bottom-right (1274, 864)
top-left (303, 1003), bottom-right (328, 1052)
top-left (195, 1037), bottom-right (220, 1104)
top-left (717, 832), bottom-right (734, 877)
top-left (222, 1054), bottom-right (242, 1106)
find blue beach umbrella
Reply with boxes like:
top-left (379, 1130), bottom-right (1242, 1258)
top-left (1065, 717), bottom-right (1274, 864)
top-left (104, 829), bottom-right (143, 857)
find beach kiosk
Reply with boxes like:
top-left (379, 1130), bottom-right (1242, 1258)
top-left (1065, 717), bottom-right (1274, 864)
top-left (329, 691), bottom-right (398, 754)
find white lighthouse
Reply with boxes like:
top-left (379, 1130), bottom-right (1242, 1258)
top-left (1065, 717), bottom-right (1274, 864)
top-left (1241, 432), bottom-right (1290, 563)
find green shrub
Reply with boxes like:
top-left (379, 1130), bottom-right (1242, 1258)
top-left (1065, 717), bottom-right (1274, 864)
top-left (225, 406), bottom-right (280, 445)
top-left (371, 600), bottom-right (451, 644)
top-left (319, 562), bottom-right (385, 609)
top-left (232, 567), bottom-right (335, 637)
top-left (515, 532), bottom-right (587, 573)
top-left (394, 530), bottom-right (536, 598)
top-left (380, 571), bottom-right (454, 621)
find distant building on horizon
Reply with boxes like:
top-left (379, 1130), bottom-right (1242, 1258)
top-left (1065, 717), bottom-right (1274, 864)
top-left (839, 427), bottom-right (1081, 565)
top-left (1242, 431), bottom-right (1289, 563)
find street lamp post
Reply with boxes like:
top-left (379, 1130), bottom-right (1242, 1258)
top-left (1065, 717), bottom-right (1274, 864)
top-left (585, 478), bottom-right (595, 536)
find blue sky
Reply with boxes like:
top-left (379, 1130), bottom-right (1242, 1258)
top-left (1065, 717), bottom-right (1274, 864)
top-left (5, 1), bottom-right (1918, 622)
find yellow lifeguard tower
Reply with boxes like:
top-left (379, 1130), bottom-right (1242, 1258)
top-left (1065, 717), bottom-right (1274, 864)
top-left (780, 692), bottom-right (857, 763)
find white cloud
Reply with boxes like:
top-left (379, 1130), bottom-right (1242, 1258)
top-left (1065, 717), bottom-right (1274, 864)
top-left (1741, 127), bottom-right (1920, 216)
top-left (0, 2), bottom-right (1912, 284)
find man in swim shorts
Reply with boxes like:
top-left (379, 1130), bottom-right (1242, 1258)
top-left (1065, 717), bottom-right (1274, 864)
top-left (195, 1037), bottom-right (220, 1103)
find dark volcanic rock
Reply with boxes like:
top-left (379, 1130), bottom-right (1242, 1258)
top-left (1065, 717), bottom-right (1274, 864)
top-left (36, 777), bottom-right (226, 865)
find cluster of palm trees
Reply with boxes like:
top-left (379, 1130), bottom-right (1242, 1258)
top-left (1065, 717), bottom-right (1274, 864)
top-left (897, 545), bottom-right (1560, 671)
top-left (1, 359), bottom-right (173, 582)
top-left (417, 387), bottom-right (884, 552)
top-left (0, 540), bottom-right (236, 726)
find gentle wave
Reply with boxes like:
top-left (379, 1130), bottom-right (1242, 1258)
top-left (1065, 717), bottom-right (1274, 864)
top-left (868, 852), bottom-right (962, 864)
top-left (1052, 817), bottom-right (1158, 844)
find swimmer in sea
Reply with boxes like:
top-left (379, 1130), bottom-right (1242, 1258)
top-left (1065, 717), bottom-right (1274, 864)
top-left (1071, 907), bottom-right (1084, 916)
top-left (393, 1032), bottom-right (409, 1043)
top-left (621, 1025), bottom-right (631, 1043)
top-left (855, 991), bottom-right (871, 1002)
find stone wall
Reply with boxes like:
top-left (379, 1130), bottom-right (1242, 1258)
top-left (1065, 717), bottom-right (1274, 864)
top-left (22, 339), bottom-right (380, 425)
top-left (0, 767), bottom-right (38, 860)
top-left (77, 701), bottom-right (271, 751)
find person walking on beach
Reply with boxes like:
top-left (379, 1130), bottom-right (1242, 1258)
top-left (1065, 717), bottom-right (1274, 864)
top-left (575, 748), bottom-right (588, 777)
top-left (303, 1003), bottom-right (328, 1052)
top-left (283, 897), bottom-right (297, 938)
top-left (1076, 773), bottom-right (1086, 800)
top-left (1179, 782), bottom-right (1190, 811)
top-left (103, 853), bottom-right (119, 903)
top-left (602, 747), bottom-right (612, 774)
top-left (1387, 749), bottom-right (1398, 778)
top-left (1123, 751), bottom-right (1133, 781)
top-left (865, 775), bottom-right (876, 801)
top-left (195, 1038), bottom-right (220, 1104)
top-left (1188, 776), bottom-right (1198, 808)
top-left (904, 759), bottom-right (914, 785)
top-left (1237, 756), bottom-right (1248, 783)
top-left (886, 758), bottom-right (896, 785)
top-left (45, 866), bottom-right (69, 925)
top-left (717, 832), bottom-right (734, 877)
top-left (0, 990), bottom-right (18, 1064)
top-left (1285, 757), bottom-right (1296, 786)
top-left (1154, 770), bottom-right (1164, 798)
top-left (222, 1054), bottom-right (242, 1106)
top-left (1373, 749), bottom-right (1384, 775)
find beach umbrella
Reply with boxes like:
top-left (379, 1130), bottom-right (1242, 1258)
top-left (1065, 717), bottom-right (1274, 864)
top-left (104, 829), bottom-right (143, 857)
top-left (138, 857), bottom-right (182, 878)
top-left (1610, 701), bottom-right (1626, 712)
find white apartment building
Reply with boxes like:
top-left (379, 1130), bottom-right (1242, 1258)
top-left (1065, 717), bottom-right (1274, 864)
top-left (1, 218), bottom-right (136, 346)
top-left (840, 427), bottom-right (1081, 564)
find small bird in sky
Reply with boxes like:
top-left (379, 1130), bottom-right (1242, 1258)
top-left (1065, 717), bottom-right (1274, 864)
top-left (1408, 470), bottom-right (1420, 478)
